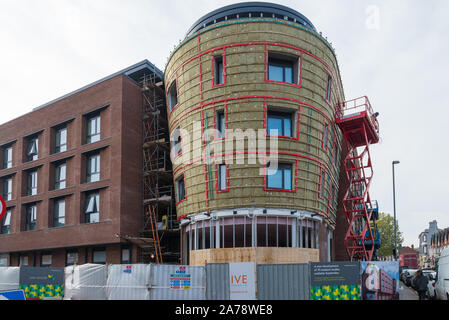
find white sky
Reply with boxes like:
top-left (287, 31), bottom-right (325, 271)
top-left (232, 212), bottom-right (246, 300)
top-left (1, 0), bottom-right (448, 248)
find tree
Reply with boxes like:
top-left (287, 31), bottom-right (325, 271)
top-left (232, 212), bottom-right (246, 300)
top-left (376, 212), bottom-right (404, 258)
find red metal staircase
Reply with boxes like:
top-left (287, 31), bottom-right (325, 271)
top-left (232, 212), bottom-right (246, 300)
top-left (335, 96), bottom-right (380, 261)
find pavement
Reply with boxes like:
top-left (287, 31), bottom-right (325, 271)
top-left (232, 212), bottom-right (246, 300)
top-left (399, 281), bottom-right (419, 300)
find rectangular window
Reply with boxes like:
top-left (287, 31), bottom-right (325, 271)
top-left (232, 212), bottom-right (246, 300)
top-left (93, 248), bottom-right (106, 264)
top-left (121, 248), bottom-right (131, 264)
top-left (326, 75), bottom-right (332, 101)
top-left (176, 176), bottom-right (186, 202)
top-left (66, 251), bottom-right (78, 266)
top-left (267, 111), bottom-right (293, 137)
top-left (27, 170), bottom-right (38, 196)
top-left (172, 129), bottom-right (182, 156)
top-left (55, 126), bottom-right (67, 153)
top-left (267, 53), bottom-right (299, 85)
top-left (214, 56), bottom-right (224, 85)
top-left (2, 177), bottom-right (12, 201)
top-left (0, 254), bottom-right (7, 267)
top-left (85, 192), bottom-right (100, 224)
top-left (20, 255), bottom-right (29, 266)
top-left (86, 153), bottom-right (100, 183)
top-left (41, 253), bottom-right (52, 267)
top-left (267, 163), bottom-right (293, 190)
top-left (218, 164), bottom-right (227, 191)
top-left (26, 137), bottom-right (38, 162)
top-left (168, 82), bottom-right (178, 111)
top-left (86, 113), bottom-right (101, 144)
top-left (53, 198), bottom-right (66, 228)
top-left (322, 123), bottom-right (329, 151)
top-left (2, 146), bottom-right (12, 169)
top-left (319, 169), bottom-right (325, 199)
top-left (1, 209), bottom-right (11, 234)
top-left (55, 163), bottom-right (67, 190)
top-left (217, 110), bottom-right (226, 138)
top-left (25, 204), bottom-right (37, 231)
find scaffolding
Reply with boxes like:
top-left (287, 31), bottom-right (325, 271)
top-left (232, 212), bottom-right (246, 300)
top-left (139, 73), bottom-right (180, 264)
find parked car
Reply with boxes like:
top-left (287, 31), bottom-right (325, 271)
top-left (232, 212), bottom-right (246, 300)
top-left (435, 248), bottom-right (449, 300)
top-left (400, 268), bottom-right (412, 283)
top-left (425, 271), bottom-right (437, 299)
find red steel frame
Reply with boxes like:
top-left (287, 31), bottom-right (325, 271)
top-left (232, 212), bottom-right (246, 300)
top-left (336, 96), bottom-right (379, 261)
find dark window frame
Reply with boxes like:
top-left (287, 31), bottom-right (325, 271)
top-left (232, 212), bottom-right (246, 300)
top-left (168, 81), bottom-right (178, 112)
top-left (2, 177), bottom-right (12, 201)
top-left (25, 204), bottom-right (37, 231)
top-left (54, 126), bottom-right (68, 154)
top-left (53, 197), bottom-right (66, 228)
top-left (213, 55), bottom-right (225, 86)
top-left (1, 209), bottom-right (11, 234)
top-left (176, 175), bottom-right (186, 203)
top-left (2, 145), bottom-right (13, 169)
top-left (25, 136), bottom-right (39, 162)
top-left (54, 162), bottom-right (67, 190)
top-left (267, 52), bottom-right (300, 85)
top-left (86, 113), bottom-right (101, 144)
top-left (40, 251), bottom-right (52, 267)
top-left (266, 162), bottom-right (294, 191)
top-left (267, 110), bottom-right (295, 138)
top-left (26, 170), bottom-right (38, 196)
top-left (92, 247), bottom-right (107, 264)
top-left (84, 191), bottom-right (100, 224)
top-left (86, 153), bottom-right (100, 183)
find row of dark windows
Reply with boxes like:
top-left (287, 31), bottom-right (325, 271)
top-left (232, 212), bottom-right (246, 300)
top-left (1, 247), bottom-right (131, 267)
top-left (0, 112), bottom-right (101, 170)
top-left (167, 52), bottom-right (333, 112)
top-left (1, 152), bottom-right (101, 200)
top-left (0, 190), bottom-right (101, 235)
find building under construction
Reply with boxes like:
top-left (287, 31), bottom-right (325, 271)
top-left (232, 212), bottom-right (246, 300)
top-left (0, 2), bottom-right (381, 267)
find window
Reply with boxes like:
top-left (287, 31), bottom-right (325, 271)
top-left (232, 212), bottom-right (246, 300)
top-left (85, 192), bottom-right (100, 224)
top-left (54, 162), bottom-right (67, 190)
top-left (326, 75), bottom-right (332, 101)
top-left (268, 53), bottom-right (299, 84)
top-left (2, 177), bottom-right (12, 201)
top-left (53, 198), bottom-right (65, 228)
top-left (25, 204), bottom-right (37, 231)
top-left (2, 146), bottom-right (12, 169)
top-left (267, 111), bottom-right (293, 137)
top-left (266, 163), bottom-right (293, 190)
top-left (55, 126), bottom-right (67, 153)
top-left (176, 176), bottom-right (186, 202)
top-left (66, 251), bottom-right (78, 266)
top-left (217, 110), bottom-right (226, 138)
top-left (86, 113), bottom-right (101, 144)
top-left (0, 254), bottom-right (7, 267)
top-left (214, 56), bottom-right (224, 85)
top-left (27, 170), bottom-right (38, 196)
top-left (218, 164), bottom-right (227, 191)
top-left (322, 123), bottom-right (329, 151)
top-left (121, 248), bottom-right (131, 264)
top-left (168, 82), bottom-right (178, 111)
top-left (1, 209), bottom-right (11, 234)
top-left (19, 255), bottom-right (29, 266)
top-left (41, 253), bottom-right (52, 267)
top-left (26, 137), bottom-right (38, 162)
top-left (319, 169), bottom-right (325, 199)
top-left (86, 153), bottom-right (100, 183)
top-left (93, 248), bottom-right (106, 264)
top-left (172, 129), bottom-right (182, 156)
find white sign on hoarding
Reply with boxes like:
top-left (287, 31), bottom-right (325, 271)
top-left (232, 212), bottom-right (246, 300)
top-left (229, 262), bottom-right (256, 300)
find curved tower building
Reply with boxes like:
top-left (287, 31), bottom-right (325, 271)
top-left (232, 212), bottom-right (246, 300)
top-left (165, 2), bottom-right (348, 265)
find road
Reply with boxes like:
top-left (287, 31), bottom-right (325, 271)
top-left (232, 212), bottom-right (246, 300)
top-left (399, 281), bottom-right (419, 300)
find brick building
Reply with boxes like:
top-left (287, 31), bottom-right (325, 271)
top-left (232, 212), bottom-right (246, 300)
top-left (0, 60), bottom-right (164, 267)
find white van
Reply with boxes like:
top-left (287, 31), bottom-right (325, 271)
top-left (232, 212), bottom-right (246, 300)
top-left (435, 248), bottom-right (449, 300)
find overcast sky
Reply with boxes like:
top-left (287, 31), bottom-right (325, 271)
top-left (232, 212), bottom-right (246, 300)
top-left (1, 0), bottom-right (448, 248)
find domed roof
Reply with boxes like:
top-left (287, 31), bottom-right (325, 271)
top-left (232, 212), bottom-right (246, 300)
top-left (186, 2), bottom-right (317, 37)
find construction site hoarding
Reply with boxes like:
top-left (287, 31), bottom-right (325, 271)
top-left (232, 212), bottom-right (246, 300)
top-left (206, 263), bottom-right (230, 300)
top-left (229, 262), bottom-right (256, 300)
top-left (0, 267), bottom-right (20, 292)
top-left (361, 261), bottom-right (399, 300)
top-left (64, 264), bottom-right (108, 300)
top-left (309, 262), bottom-right (361, 300)
top-left (106, 264), bottom-right (151, 300)
top-left (257, 264), bottom-right (309, 300)
top-left (149, 265), bottom-right (206, 300)
top-left (19, 266), bottom-right (64, 300)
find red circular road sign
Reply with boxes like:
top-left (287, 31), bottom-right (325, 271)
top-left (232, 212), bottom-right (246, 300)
top-left (0, 195), bottom-right (6, 221)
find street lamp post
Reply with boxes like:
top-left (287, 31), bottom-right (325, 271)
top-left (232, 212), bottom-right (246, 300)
top-left (392, 161), bottom-right (400, 261)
